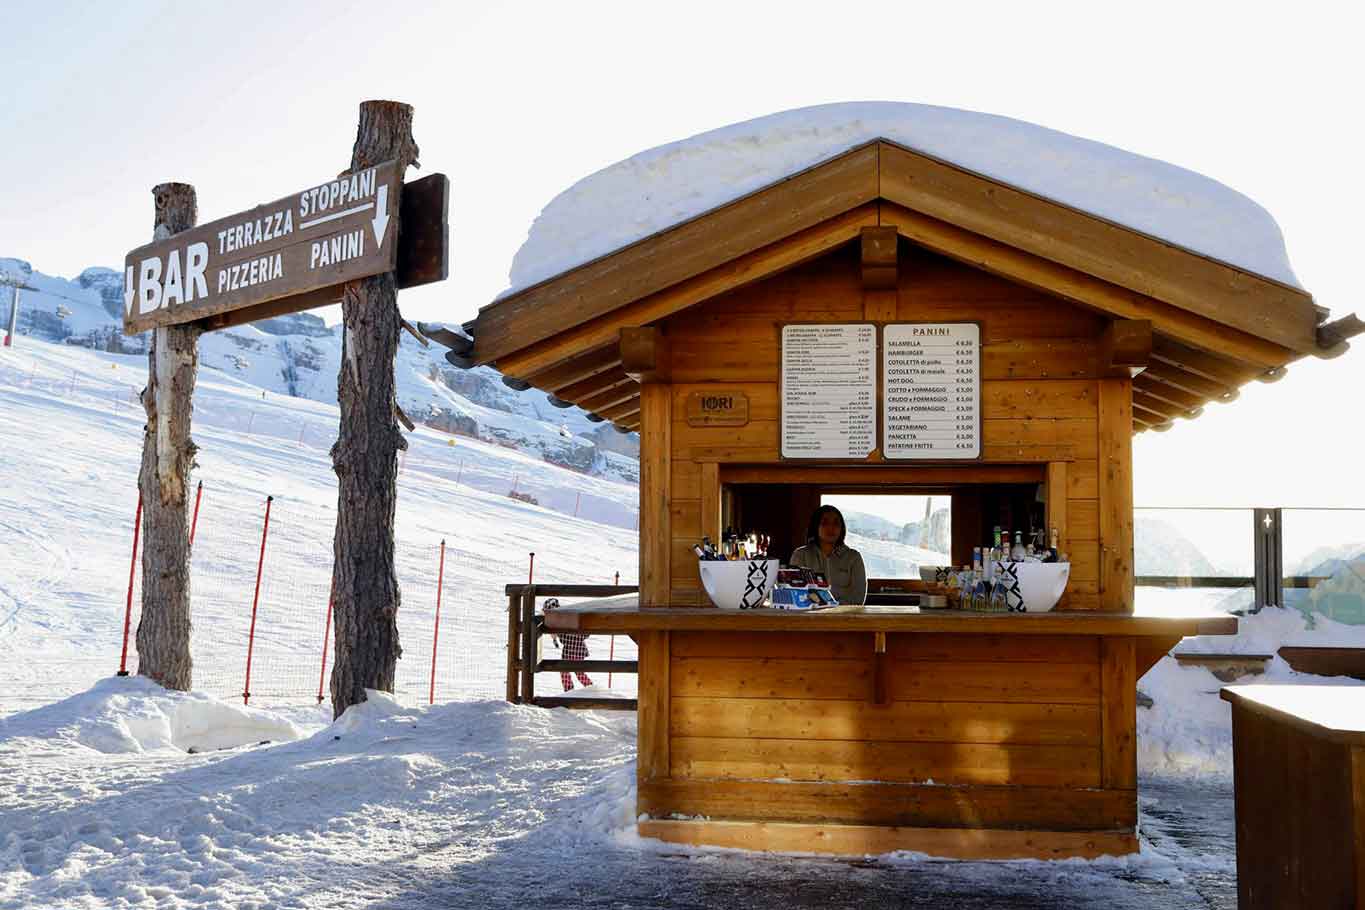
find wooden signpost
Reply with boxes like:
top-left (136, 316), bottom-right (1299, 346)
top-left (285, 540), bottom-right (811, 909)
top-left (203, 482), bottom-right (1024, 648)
top-left (123, 161), bottom-right (447, 335)
top-left (125, 101), bottom-right (446, 712)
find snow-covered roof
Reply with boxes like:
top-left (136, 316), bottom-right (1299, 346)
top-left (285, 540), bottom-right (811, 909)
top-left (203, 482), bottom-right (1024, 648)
top-left (502, 102), bottom-right (1300, 299)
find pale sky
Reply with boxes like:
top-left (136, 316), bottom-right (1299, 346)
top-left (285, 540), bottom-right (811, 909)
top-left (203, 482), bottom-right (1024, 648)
top-left (3, 0), bottom-right (1362, 511)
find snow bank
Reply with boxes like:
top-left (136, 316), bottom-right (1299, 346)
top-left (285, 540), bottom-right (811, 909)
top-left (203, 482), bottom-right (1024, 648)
top-left (1139, 608), bottom-right (1365, 781)
top-left (0, 676), bottom-right (302, 754)
top-left (505, 101), bottom-right (1300, 297)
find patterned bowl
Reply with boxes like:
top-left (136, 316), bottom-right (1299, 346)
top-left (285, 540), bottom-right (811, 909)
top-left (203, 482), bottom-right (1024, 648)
top-left (699, 559), bottom-right (781, 610)
top-left (1001, 561), bottom-right (1071, 612)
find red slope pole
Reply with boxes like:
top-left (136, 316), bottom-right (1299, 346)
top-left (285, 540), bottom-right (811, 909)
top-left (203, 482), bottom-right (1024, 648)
top-left (428, 539), bottom-right (447, 705)
top-left (188, 480), bottom-right (203, 547)
top-left (242, 496), bottom-right (273, 705)
top-left (117, 492), bottom-right (143, 676)
top-left (317, 583), bottom-right (333, 705)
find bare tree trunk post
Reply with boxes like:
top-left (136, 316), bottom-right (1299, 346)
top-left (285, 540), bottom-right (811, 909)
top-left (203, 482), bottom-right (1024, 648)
top-left (135, 183), bottom-right (201, 690)
top-left (329, 101), bottom-right (420, 717)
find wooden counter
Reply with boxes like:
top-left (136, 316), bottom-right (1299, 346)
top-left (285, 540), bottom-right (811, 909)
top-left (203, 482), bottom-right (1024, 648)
top-left (551, 599), bottom-right (1234, 859)
top-left (542, 602), bottom-right (1236, 637)
top-left (1221, 685), bottom-right (1365, 908)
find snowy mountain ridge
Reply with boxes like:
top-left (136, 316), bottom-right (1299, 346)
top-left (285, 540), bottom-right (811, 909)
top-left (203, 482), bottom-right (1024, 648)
top-left (1, 256), bottom-right (638, 481)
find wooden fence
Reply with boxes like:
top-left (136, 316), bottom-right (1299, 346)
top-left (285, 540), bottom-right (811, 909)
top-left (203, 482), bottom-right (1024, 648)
top-left (505, 583), bottom-right (640, 710)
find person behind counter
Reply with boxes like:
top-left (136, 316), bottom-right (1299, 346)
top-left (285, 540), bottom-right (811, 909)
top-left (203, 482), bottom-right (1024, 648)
top-left (789, 505), bottom-right (867, 605)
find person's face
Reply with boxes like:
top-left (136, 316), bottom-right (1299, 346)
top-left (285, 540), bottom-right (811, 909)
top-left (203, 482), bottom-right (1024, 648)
top-left (818, 512), bottom-right (842, 546)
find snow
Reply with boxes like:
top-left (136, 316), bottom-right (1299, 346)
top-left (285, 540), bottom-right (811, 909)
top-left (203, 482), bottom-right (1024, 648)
top-left (504, 101), bottom-right (1301, 298)
top-left (4, 332), bottom-right (1365, 905)
top-left (1138, 606), bottom-right (1365, 781)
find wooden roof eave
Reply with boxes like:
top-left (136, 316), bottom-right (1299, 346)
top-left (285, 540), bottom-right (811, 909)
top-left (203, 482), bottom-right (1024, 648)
top-left (472, 139), bottom-right (1326, 372)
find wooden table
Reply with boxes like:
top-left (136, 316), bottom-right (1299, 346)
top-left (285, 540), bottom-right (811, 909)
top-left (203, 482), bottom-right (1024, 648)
top-left (1221, 685), bottom-right (1365, 909)
top-left (547, 602), bottom-right (1234, 859)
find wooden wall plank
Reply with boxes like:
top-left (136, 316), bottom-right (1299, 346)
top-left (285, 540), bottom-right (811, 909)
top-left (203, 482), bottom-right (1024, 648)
top-left (670, 736), bottom-right (1101, 788)
top-left (673, 630), bottom-right (872, 659)
top-left (638, 778), bottom-right (1136, 831)
top-left (671, 657), bottom-right (872, 700)
top-left (1098, 379), bottom-right (1135, 612)
top-left (886, 633), bottom-right (1098, 663)
top-left (671, 697), bottom-right (1100, 746)
top-left (637, 631), bottom-right (670, 781)
top-left (1046, 461), bottom-right (1069, 555)
top-left (888, 660), bottom-right (1100, 704)
top-left (639, 384), bottom-right (672, 604)
top-left (1067, 499), bottom-right (1100, 542)
top-left (981, 380), bottom-right (1098, 420)
top-left (638, 817), bottom-right (1136, 860)
top-left (1100, 637), bottom-right (1137, 789)
top-left (671, 458), bottom-right (701, 499)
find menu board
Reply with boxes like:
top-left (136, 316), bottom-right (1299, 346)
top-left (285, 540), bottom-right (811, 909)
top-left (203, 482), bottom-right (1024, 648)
top-left (780, 323), bottom-right (876, 459)
top-left (883, 323), bottom-right (980, 459)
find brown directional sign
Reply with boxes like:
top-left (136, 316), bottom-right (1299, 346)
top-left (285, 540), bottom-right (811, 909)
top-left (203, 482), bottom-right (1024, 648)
top-left (123, 160), bottom-right (408, 334)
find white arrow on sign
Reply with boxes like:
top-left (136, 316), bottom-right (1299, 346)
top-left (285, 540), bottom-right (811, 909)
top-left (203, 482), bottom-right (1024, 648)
top-left (371, 185), bottom-right (390, 248)
top-left (124, 266), bottom-right (135, 316)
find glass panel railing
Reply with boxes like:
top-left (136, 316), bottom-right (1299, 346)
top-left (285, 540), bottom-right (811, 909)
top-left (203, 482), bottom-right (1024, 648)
top-left (1134, 507), bottom-right (1254, 615)
top-left (1282, 508), bottom-right (1365, 625)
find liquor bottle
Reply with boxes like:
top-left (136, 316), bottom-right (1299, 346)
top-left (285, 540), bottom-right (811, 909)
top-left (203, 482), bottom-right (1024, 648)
top-left (1045, 528), bottom-right (1060, 563)
top-left (993, 526), bottom-right (1002, 549)
top-left (1011, 531), bottom-right (1027, 561)
top-left (972, 546), bottom-right (983, 575)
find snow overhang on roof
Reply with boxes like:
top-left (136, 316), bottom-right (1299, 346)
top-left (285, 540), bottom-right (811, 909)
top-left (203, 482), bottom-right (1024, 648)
top-left (499, 101), bottom-right (1302, 300)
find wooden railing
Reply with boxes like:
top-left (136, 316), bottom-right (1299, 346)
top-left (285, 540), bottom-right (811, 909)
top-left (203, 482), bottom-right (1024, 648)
top-left (504, 583), bottom-right (640, 710)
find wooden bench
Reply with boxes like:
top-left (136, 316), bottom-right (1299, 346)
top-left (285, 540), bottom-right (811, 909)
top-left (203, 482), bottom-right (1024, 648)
top-left (1173, 647), bottom-right (1365, 681)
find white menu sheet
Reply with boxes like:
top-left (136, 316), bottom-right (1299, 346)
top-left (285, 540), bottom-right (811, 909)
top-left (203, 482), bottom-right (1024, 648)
top-left (883, 323), bottom-right (980, 459)
top-left (780, 323), bottom-right (877, 459)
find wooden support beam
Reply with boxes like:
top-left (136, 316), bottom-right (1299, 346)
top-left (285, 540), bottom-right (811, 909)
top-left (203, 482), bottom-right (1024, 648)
top-left (1142, 361), bottom-right (1234, 401)
top-left (1099, 319), bottom-right (1151, 377)
top-left (1150, 335), bottom-right (1255, 387)
top-left (620, 326), bottom-right (671, 383)
top-left (1098, 379), bottom-right (1135, 613)
top-left (1132, 391), bottom-right (1187, 422)
top-left (880, 201), bottom-right (1296, 369)
top-left (578, 383), bottom-right (640, 413)
top-left (860, 225), bottom-right (898, 289)
top-left (638, 386), bottom-right (671, 603)
top-left (519, 345), bottom-right (620, 393)
top-left (1134, 374), bottom-right (1204, 411)
top-left (1315, 313), bottom-right (1363, 358)
top-left (555, 368), bottom-right (634, 403)
top-left (600, 398), bottom-right (641, 421)
top-left (1132, 403), bottom-right (1168, 427)
top-left (488, 204), bottom-right (879, 379)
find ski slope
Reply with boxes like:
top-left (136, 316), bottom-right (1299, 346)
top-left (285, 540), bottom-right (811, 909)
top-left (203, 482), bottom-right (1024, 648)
top-left (0, 338), bottom-right (641, 717)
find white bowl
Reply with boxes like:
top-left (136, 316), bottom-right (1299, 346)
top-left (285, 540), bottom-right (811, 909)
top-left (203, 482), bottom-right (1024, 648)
top-left (918, 565), bottom-right (952, 584)
top-left (1002, 561), bottom-right (1070, 612)
top-left (699, 559), bottom-right (780, 610)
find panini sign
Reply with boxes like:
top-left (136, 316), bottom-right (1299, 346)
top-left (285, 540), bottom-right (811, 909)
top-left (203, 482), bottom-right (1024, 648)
top-left (122, 160), bottom-right (402, 333)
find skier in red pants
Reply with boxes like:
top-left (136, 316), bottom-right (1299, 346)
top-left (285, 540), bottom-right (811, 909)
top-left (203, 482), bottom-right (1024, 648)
top-left (543, 598), bottom-right (593, 691)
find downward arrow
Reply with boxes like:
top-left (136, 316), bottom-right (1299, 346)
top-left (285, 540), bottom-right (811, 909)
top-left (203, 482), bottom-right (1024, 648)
top-left (371, 185), bottom-right (390, 248)
top-left (124, 266), bottom-right (135, 316)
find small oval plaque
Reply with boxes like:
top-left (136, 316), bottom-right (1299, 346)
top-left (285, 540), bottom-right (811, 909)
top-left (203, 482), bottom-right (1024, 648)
top-left (686, 390), bottom-right (749, 427)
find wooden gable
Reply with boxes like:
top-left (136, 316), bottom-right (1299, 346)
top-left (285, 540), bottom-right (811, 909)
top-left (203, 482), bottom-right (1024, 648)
top-left (468, 139), bottom-right (1353, 436)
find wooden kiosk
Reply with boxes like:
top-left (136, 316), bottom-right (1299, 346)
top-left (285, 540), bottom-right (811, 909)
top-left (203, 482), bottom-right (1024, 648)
top-left (463, 135), bottom-right (1356, 859)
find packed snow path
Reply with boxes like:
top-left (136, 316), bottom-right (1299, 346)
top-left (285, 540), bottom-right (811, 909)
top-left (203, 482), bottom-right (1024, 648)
top-left (0, 682), bottom-right (1236, 910)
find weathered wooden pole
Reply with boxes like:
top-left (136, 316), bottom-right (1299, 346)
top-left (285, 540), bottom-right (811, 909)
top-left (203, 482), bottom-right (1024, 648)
top-left (329, 101), bottom-right (419, 717)
top-left (135, 182), bottom-right (201, 690)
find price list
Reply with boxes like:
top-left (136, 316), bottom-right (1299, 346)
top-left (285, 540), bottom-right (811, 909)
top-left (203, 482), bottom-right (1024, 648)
top-left (883, 323), bottom-right (980, 459)
top-left (780, 324), bottom-right (876, 459)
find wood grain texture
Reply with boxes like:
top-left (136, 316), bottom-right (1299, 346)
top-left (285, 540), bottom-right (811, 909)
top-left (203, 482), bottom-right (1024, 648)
top-left (1100, 637), bottom-right (1137, 789)
top-left (474, 143), bottom-right (880, 363)
top-left (638, 818), bottom-right (1137, 860)
top-left (670, 736), bottom-right (1100, 787)
top-left (671, 697), bottom-right (1100, 746)
top-left (636, 631), bottom-right (670, 781)
top-left (1098, 379), bottom-right (1135, 611)
top-left (878, 143), bottom-right (1317, 353)
top-left (638, 778), bottom-right (1136, 831)
top-left (638, 384), bottom-right (672, 604)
